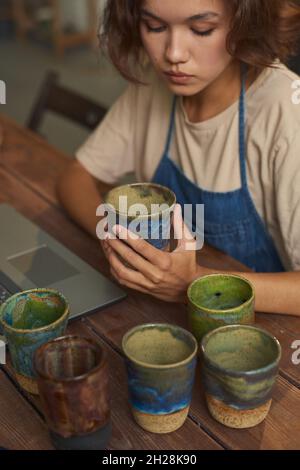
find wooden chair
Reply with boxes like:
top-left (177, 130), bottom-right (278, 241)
top-left (27, 71), bottom-right (107, 133)
top-left (288, 53), bottom-right (300, 75)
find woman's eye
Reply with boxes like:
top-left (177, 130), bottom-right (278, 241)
top-left (192, 28), bottom-right (215, 37)
top-left (142, 21), bottom-right (215, 36)
top-left (144, 22), bottom-right (166, 33)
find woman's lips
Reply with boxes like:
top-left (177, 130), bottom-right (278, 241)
top-left (164, 72), bottom-right (194, 85)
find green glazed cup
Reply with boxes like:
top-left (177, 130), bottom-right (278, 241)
top-left (122, 323), bottom-right (198, 434)
top-left (201, 325), bottom-right (281, 429)
top-left (187, 274), bottom-right (255, 343)
top-left (0, 288), bottom-right (70, 394)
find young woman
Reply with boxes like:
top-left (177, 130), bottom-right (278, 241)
top-left (58, 0), bottom-right (300, 316)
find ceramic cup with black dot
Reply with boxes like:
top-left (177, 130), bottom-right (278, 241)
top-left (187, 274), bottom-right (255, 343)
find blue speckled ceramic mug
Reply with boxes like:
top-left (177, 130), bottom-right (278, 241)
top-left (201, 325), bottom-right (281, 429)
top-left (122, 323), bottom-right (198, 434)
top-left (0, 288), bottom-right (70, 394)
top-left (104, 183), bottom-right (176, 251)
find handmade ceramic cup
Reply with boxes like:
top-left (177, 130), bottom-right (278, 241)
top-left (122, 323), bottom-right (198, 434)
top-left (34, 335), bottom-right (111, 450)
top-left (0, 288), bottom-right (69, 394)
top-left (104, 182), bottom-right (176, 251)
top-left (201, 325), bottom-right (281, 429)
top-left (187, 274), bottom-right (255, 343)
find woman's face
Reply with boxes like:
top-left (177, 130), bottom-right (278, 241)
top-left (140, 0), bottom-right (234, 96)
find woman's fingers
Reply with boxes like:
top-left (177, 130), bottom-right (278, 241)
top-left (100, 240), bottom-right (110, 260)
top-left (112, 225), bottom-right (170, 271)
top-left (172, 204), bottom-right (197, 252)
top-left (110, 267), bottom-right (150, 295)
top-left (107, 245), bottom-right (156, 290)
top-left (173, 204), bottom-right (196, 247)
top-left (106, 234), bottom-right (167, 285)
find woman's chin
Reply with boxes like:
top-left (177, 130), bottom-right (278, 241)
top-left (166, 82), bottom-right (205, 97)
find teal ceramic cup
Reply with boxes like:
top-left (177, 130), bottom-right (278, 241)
top-left (0, 288), bottom-right (69, 394)
top-left (187, 274), bottom-right (255, 343)
top-left (201, 325), bottom-right (281, 429)
top-left (104, 183), bottom-right (176, 251)
top-left (122, 323), bottom-right (198, 434)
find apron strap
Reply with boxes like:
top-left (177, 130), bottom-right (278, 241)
top-left (239, 62), bottom-right (248, 189)
top-left (163, 62), bottom-right (248, 189)
top-left (163, 95), bottom-right (177, 156)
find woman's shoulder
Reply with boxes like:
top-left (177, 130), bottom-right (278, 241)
top-left (249, 61), bottom-right (300, 118)
top-left (249, 61), bottom-right (300, 135)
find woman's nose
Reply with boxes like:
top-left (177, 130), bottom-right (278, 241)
top-left (164, 31), bottom-right (190, 65)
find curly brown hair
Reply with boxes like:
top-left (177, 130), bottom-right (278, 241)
top-left (99, 0), bottom-right (300, 83)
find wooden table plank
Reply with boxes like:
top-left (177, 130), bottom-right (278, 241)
top-left (0, 370), bottom-right (53, 450)
top-left (255, 315), bottom-right (300, 387)
top-left (189, 375), bottom-right (300, 450)
top-left (0, 113), bottom-right (68, 205)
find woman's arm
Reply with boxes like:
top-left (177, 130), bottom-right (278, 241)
top-left (208, 268), bottom-right (300, 316)
top-left (105, 205), bottom-right (300, 317)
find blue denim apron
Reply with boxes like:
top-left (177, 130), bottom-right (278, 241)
top-left (152, 64), bottom-right (285, 272)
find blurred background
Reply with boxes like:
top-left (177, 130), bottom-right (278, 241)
top-left (0, 0), bottom-right (299, 157)
top-left (0, 0), bottom-right (127, 155)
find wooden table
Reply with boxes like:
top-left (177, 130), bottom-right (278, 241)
top-left (0, 113), bottom-right (299, 451)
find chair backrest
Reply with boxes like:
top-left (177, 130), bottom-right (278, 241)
top-left (288, 54), bottom-right (300, 75)
top-left (27, 71), bottom-right (107, 132)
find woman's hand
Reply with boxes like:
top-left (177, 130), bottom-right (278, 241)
top-left (105, 204), bottom-right (209, 302)
top-left (100, 239), bottom-right (110, 261)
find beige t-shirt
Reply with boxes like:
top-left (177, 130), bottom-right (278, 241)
top-left (76, 62), bottom-right (300, 271)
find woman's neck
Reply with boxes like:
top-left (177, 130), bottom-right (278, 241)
top-left (183, 60), bottom-right (261, 123)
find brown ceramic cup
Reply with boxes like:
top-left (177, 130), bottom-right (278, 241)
top-left (34, 335), bottom-right (111, 450)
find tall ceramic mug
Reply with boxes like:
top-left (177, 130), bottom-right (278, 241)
top-left (34, 335), bottom-right (111, 450)
top-left (201, 325), bottom-right (281, 429)
top-left (122, 323), bottom-right (198, 434)
top-left (104, 183), bottom-right (176, 251)
top-left (188, 274), bottom-right (255, 343)
top-left (0, 288), bottom-right (69, 394)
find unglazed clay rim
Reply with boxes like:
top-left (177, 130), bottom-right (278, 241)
top-left (0, 288), bottom-right (70, 334)
top-left (201, 324), bottom-right (282, 377)
top-left (122, 323), bottom-right (198, 369)
top-left (104, 182), bottom-right (177, 219)
top-left (187, 273), bottom-right (255, 315)
top-left (34, 335), bottom-right (106, 383)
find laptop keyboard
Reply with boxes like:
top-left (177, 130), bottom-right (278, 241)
top-left (0, 284), bottom-right (12, 305)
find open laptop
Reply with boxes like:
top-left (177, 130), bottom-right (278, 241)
top-left (0, 204), bottom-right (126, 319)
